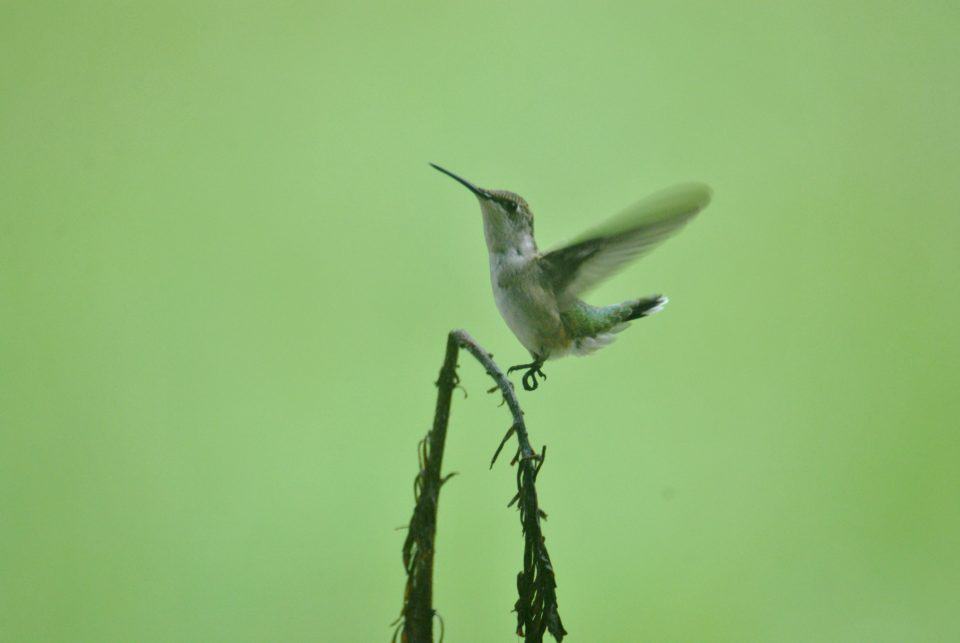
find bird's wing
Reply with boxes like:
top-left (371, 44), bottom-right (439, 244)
top-left (540, 183), bottom-right (711, 301)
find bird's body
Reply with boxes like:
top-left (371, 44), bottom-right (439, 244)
top-left (488, 241), bottom-right (666, 360)
top-left (431, 164), bottom-right (711, 390)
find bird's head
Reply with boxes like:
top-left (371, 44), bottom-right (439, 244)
top-left (430, 164), bottom-right (535, 255)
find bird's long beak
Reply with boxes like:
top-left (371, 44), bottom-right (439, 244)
top-left (430, 163), bottom-right (491, 199)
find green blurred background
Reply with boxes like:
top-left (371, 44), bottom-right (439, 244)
top-left (2, 2), bottom-right (958, 641)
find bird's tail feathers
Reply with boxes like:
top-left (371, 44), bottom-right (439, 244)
top-left (626, 295), bottom-right (668, 320)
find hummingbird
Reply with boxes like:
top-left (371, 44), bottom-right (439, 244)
top-left (431, 164), bottom-right (711, 391)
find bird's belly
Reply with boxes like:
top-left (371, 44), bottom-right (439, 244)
top-left (492, 280), bottom-right (567, 358)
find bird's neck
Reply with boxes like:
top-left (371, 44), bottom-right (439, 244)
top-left (482, 220), bottom-right (537, 260)
top-left (486, 234), bottom-right (536, 273)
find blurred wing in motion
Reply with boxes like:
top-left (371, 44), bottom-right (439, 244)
top-left (540, 182), bottom-right (711, 301)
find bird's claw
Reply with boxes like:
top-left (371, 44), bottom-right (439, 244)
top-left (507, 362), bottom-right (547, 391)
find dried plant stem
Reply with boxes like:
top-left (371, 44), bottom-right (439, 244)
top-left (396, 330), bottom-right (566, 643)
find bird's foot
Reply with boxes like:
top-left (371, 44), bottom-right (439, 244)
top-left (507, 360), bottom-right (547, 391)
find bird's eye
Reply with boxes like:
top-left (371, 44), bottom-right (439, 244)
top-left (502, 200), bottom-right (518, 214)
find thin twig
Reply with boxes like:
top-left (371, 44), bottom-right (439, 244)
top-left (396, 330), bottom-right (566, 642)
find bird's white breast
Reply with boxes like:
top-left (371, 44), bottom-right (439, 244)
top-left (488, 249), bottom-right (561, 357)
top-left (492, 278), bottom-right (541, 354)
